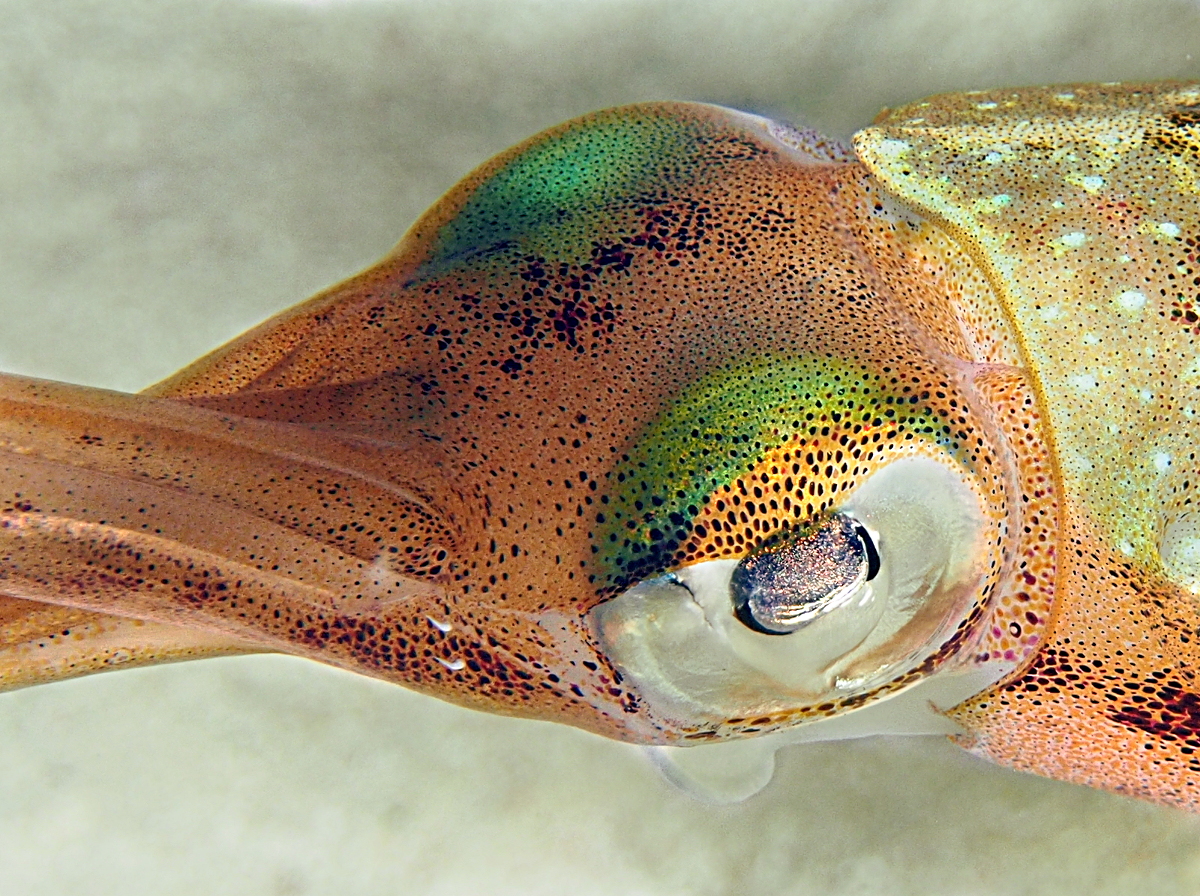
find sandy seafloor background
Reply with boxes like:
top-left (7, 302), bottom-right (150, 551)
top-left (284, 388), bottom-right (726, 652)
top-left (3, 1), bottom-right (1200, 893)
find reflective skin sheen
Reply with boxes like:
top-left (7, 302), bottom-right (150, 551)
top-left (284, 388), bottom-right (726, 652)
top-left (1, 81), bottom-right (1200, 809)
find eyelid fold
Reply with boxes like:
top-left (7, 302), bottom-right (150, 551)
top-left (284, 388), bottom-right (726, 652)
top-left (591, 451), bottom-right (1003, 737)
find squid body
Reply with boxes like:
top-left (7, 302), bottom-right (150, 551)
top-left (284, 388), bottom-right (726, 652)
top-left (2, 81), bottom-right (1200, 809)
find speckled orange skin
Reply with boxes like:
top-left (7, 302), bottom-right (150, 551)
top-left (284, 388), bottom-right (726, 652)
top-left (859, 82), bottom-right (1200, 810)
top-left (0, 87), bottom-right (1197, 809)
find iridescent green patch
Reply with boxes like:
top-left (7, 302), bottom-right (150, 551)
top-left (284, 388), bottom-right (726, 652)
top-left (423, 110), bottom-right (709, 273)
top-left (592, 356), bottom-right (958, 588)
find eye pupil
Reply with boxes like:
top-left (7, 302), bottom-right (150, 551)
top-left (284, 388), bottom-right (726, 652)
top-left (855, 523), bottom-right (882, 582)
top-left (731, 513), bottom-right (879, 635)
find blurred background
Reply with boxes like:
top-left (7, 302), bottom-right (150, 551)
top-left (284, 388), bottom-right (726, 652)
top-left (1, 1), bottom-right (1200, 893)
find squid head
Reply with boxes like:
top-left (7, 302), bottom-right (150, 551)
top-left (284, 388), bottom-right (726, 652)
top-left (2, 83), bottom-right (1200, 810)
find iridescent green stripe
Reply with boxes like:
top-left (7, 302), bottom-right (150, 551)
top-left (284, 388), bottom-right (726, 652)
top-left (593, 356), bottom-right (959, 588)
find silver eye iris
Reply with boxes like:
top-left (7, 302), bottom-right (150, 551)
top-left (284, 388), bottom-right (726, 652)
top-left (731, 513), bottom-right (881, 635)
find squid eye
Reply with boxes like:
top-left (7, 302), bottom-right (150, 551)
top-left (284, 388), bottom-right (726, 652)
top-left (731, 514), bottom-right (881, 635)
top-left (591, 455), bottom-right (991, 720)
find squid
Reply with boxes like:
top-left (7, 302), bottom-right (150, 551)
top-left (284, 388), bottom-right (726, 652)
top-left (2, 80), bottom-right (1199, 810)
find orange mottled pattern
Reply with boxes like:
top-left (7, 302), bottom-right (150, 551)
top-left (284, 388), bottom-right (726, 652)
top-left (0, 104), bottom-right (1022, 743)
top-left (1, 87), bottom-right (1199, 810)
top-left (952, 506), bottom-right (1200, 809)
top-left (858, 82), bottom-right (1200, 809)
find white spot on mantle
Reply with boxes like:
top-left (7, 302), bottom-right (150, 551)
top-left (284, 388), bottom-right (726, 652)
top-left (976, 193), bottom-right (1012, 214)
top-left (1116, 289), bottom-right (1146, 313)
top-left (1161, 515), bottom-right (1200, 593)
top-left (877, 139), bottom-right (911, 159)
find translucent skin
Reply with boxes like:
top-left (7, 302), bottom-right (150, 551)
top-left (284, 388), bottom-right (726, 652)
top-left (0, 86), bottom-right (1195, 808)
top-left (859, 82), bottom-right (1200, 808)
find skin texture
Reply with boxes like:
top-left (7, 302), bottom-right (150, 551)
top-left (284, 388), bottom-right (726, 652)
top-left (3, 79), bottom-right (1200, 814)
top-left (0, 104), bottom-right (1024, 742)
top-left (9, 5), bottom-right (1200, 895)
top-left (860, 82), bottom-right (1200, 806)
